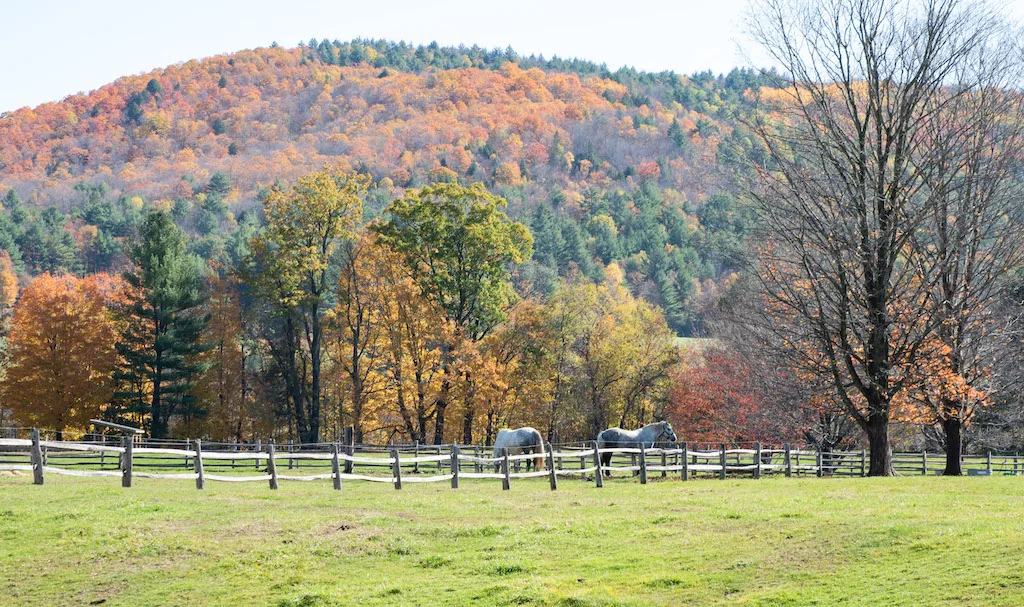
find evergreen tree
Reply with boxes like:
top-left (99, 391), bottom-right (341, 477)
top-left (16, 209), bottom-right (80, 275)
top-left (40, 208), bottom-right (80, 274)
top-left (557, 218), bottom-right (597, 278)
top-left (3, 189), bottom-right (27, 225)
top-left (654, 270), bottom-right (688, 334)
top-left (115, 211), bottom-right (210, 438)
top-left (530, 204), bottom-right (564, 269)
top-left (0, 196), bottom-right (25, 271)
top-left (588, 215), bottom-right (622, 264)
top-left (668, 118), bottom-right (691, 154)
top-left (207, 172), bottom-right (232, 197)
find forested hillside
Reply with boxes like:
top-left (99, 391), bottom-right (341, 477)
top-left (0, 39), bottom-right (767, 334)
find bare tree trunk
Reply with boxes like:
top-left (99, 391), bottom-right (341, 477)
top-left (433, 369), bottom-right (449, 445)
top-left (306, 309), bottom-right (322, 444)
top-left (942, 416), bottom-right (963, 476)
top-left (864, 415), bottom-right (894, 477)
top-left (415, 369), bottom-right (429, 444)
top-left (461, 370), bottom-right (475, 445)
top-left (432, 342), bottom-right (454, 445)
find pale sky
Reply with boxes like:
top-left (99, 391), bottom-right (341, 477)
top-left (2, 0), bottom-right (1023, 113)
top-left (1, 0), bottom-right (756, 112)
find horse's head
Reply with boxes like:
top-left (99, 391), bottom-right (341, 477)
top-left (660, 421), bottom-right (677, 443)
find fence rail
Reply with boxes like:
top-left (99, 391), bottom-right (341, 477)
top-left (2, 431), bottom-right (1022, 492)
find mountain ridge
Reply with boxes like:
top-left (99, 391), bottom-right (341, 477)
top-left (0, 40), bottom-right (766, 334)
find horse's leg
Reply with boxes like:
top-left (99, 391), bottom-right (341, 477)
top-left (601, 452), bottom-right (612, 477)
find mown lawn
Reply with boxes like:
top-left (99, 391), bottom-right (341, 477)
top-left (1, 473), bottom-right (1022, 606)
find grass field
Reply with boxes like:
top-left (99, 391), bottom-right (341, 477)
top-left (1, 474), bottom-right (1022, 606)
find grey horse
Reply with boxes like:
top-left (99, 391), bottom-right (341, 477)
top-left (597, 421), bottom-right (677, 476)
top-left (493, 427), bottom-right (545, 472)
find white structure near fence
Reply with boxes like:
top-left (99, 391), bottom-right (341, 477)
top-left (1, 429), bottom-right (1021, 491)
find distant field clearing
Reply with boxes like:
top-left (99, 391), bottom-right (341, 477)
top-left (675, 337), bottom-right (717, 352)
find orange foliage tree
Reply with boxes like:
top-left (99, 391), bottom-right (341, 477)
top-left (192, 273), bottom-right (251, 441)
top-left (1, 273), bottom-right (120, 438)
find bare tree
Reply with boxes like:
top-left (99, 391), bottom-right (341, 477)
top-left (745, 0), bottom-right (1008, 474)
top-left (915, 46), bottom-right (1024, 474)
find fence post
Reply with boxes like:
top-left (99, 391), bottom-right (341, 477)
top-left (987, 451), bottom-right (992, 475)
top-left (639, 444), bottom-right (648, 484)
top-left (501, 447), bottom-right (511, 491)
top-left (474, 446), bottom-right (481, 474)
top-left (860, 448), bottom-right (867, 477)
top-left (194, 439), bottom-right (205, 490)
top-left (121, 436), bottom-right (133, 488)
top-left (255, 439), bottom-right (261, 470)
top-left (267, 440), bottom-right (278, 490)
top-left (922, 450), bottom-right (927, 476)
top-left (30, 428), bottom-right (44, 485)
top-left (391, 447), bottom-right (402, 490)
top-left (816, 450), bottom-right (823, 478)
top-left (719, 443), bottom-right (727, 480)
top-left (784, 443), bottom-right (792, 477)
top-left (413, 441), bottom-right (420, 474)
top-left (100, 435), bottom-right (106, 468)
top-left (185, 438), bottom-right (191, 469)
top-left (755, 443), bottom-right (762, 479)
top-left (331, 443), bottom-right (342, 491)
top-left (593, 441), bottom-right (603, 488)
top-left (682, 442), bottom-right (689, 481)
top-left (343, 426), bottom-right (354, 474)
top-left (287, 440), bottom-right (294, 470)
top-left (547, 443), bottom-right (557, 491)
top-left (660, 448), bottom-right (667, 478)
top-left (450, 444), bottom-right (460, 489)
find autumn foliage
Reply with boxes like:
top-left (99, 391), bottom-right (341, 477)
top-left (0, 46), bottom-right (727, 213)
top-left (664, 345), bottom-right (811, 445)
top-left (0, 273), bottom-right (120, 437)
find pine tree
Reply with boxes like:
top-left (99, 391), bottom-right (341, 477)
top-left (114, 211), bottom-right (210, 438)
top-left (3, 189), bottom-right (27, 224)
top-left (668, 118), bottom-right (691, 156)
top-left (654, 270), bottom-right (688, 334)
top-left (558, 218), bottom-right (596, 278)
top-left (41, 229), bottom-right (80, 275)
top-left (530, 204), bottom-right (564, 269)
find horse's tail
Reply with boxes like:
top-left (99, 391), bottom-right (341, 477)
top-left (596, 431), bottom-right (609, 476)
top-left (535, 432), bottom-right (545, 471)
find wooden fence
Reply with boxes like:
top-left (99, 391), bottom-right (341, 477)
top-left (2, 431), bottom-right (1022, 491)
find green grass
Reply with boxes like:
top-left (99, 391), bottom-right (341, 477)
top-left (1, 473), bottom-right (1022, 606)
